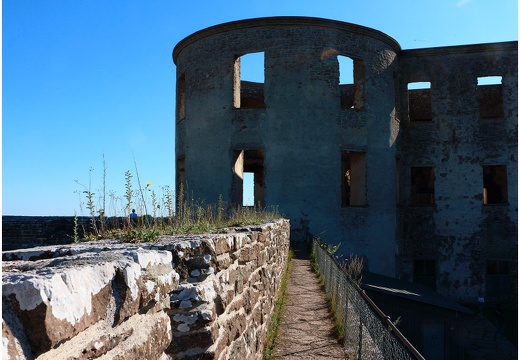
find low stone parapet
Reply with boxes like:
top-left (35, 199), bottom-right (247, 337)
top-left (2, 219), bottom-right (290, 360)
top-left (3, 243), bottom-right (178, 359)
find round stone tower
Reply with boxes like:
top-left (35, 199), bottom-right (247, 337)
top-left (173, 17), bottom-right (401, 276)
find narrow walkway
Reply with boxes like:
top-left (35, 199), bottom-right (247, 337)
top-left (272, 245), bottom-right (345, 359)
top-left (272, 244), bottom-right (517, 360)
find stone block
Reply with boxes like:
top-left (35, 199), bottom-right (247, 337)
top-left (171, 281), bottom-right (217, 309)
top-left (233, 233), bottom-right (249, 251)
top-left (2, 316), bottom-right (29, 360)
top-left (237, 245), bottom-right (255, 265)
top-left (228, 336), bottom-right (248, 360)
top-left (208, 235), bottom-right (234, 255)
top-left (215, 253), bottom-right (232, 269)
top-left (225, 312), bottom-right (247, 345)
top-left (170, 304), bottom-right (214, 333)
top-left (2, 246), bottom-right (177, 356)
top-left (168, 328), bottom-right (214, 355)
top-left (35, 310), bottom-right (172, 360)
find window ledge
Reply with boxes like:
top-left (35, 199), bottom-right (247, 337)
top-left (233, 106), bottom-right (266, 110)
top-left (479, 117), bottom-right (505, 121)
top-left (340, 107), bottom-right (366, 112)
top-left (408, 120), bottom-right (434, 124)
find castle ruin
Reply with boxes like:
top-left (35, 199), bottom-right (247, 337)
top-left (173, 17), bottom-right (517, 303)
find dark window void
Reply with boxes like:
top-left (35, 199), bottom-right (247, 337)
top-left (396, 158), bottom-right (401, 204)
top-left (233, 150), bottom-right (264, 207)
top-left (407, 82), bottom-right (432, 122)
top-left (487, 260), bottom-right (509, 275)
top-left (234, 52), bottom-right (265, 109)
top-left (338, 56), bottom-right (365, 110)
top-left (478, 76), bottom-right (504, 119)
top-left (486, 260), bottom-right (510, 301)
top-left (414, 259), bottom-right (436, 291)
top-left (483, 165), bottom-right (508, 204)
top-left (176, 157), bottom-right (185, 206)
top-left (341, 151), bottom-right (366, 207)
top-left (177, 73), bottom-right (186, 121)
top-left (411, 166), bottom-right (434, 206)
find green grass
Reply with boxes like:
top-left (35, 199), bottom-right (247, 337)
top-left (326, 292), bottom-right (346, 341)
top-left (77, 203), bottom-right (282, 243)
top-left (75, 158), bottom-right (282, 242)
top-left (309, 246), bottom-right (345, 341)
top-left (263, 250), bottom-right (293, 360)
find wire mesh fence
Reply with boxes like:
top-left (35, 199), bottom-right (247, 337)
top-left (312, 239), bottom-right (425, 360)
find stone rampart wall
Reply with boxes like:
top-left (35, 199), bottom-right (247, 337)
top-left (2, 219), bottom-right (290, 360)
top-left (2, 216), bottom-right (86, 251)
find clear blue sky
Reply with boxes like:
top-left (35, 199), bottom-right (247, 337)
top-left (3, 0), bottom-right (518, 216)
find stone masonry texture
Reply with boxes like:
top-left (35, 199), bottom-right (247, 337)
top-left (173, 16), bottom-right (517, 304)
top-left (2, 219), bottom-right (290, 359)
top-left (2, 216), bottom-right (90, 251)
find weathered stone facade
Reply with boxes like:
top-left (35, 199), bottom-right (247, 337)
top-left (397, 45), bottom-right (518, 303)
top-left (173, 17), bottom-right (517, 303)
top-left (2, 219), bottom-right (290, 359)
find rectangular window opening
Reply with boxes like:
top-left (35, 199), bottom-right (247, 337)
top-left (243, 172), bottom-right (255, 207)
top-left (176, 157), bottom-right (186, 209)
top-left (411, 166), bottom-right (434, 206)
top-left (407, 82), bottom-right (432, 122)
top-left (234, 52), bottom-right (265, 109)
top-left (338, 55), bottom-right (364, 110)
top-left (486, 260), bottom-right (510, 301)
top-left (478, 76), bottom-right (504, 119)
top-left (341, 151), bottom-right (366, 207)
top-left (487, 260), bottom-right (509, 275)
top-left (396, 158), bottom-right (401, 205)
top-left (414, 259), bottom-right (436, 291)
top-left (233, 150), bottom-right (264, 207)
top-left (177, 73), bottom-right (186, 121)
top-left (483, 165), bottom-right (508, 204)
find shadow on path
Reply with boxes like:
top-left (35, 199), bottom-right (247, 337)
top-left (276, 244), bottom-right (517, 359)
top-left (464, 313), bottom-right (517, 360)
top-left (272, 241), bottom-right (345, 359)
top-left (290, 240), bottom-right (311, 260)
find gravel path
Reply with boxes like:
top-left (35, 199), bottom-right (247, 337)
top-left (272, 249), bottom-right (346, 359)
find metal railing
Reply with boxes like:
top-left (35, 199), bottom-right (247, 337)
top-left (312, 239), bottom-right (425, 360)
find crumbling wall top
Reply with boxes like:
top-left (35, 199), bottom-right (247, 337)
top-left (400, 40), bottom-right (518, 58)
top-left (172, 16), bottom-right (402, 63)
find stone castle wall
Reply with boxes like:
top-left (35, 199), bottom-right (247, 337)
top-left (396, 44), bottom-right (518, 302)
top-left (174, 17), bottom-right (401, 277)
top-left (2, 219), bottom-right (290, 360)
top-left (173, 16), bottom-right (517, 303)
top-left (2, 216), bottom-right (86, 251)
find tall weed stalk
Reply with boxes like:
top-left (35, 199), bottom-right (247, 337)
top-left (75, 158), bottom-right (281, 242)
